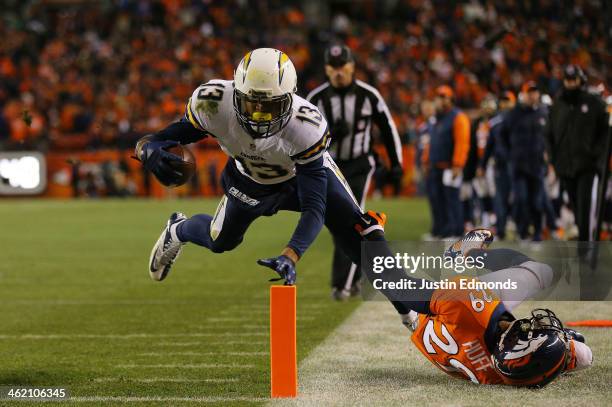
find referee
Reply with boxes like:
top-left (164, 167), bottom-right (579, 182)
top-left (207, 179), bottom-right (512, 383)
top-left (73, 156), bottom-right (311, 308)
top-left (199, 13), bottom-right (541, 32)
top-left (547, 65), bottom-right (610, 249)
top-left (307, 44), bottom-right (403, 300)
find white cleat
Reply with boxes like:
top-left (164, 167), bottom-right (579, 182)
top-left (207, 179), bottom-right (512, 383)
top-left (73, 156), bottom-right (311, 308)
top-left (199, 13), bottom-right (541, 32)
top-left (444, 228), bottom-right (494, 259)
top-left (149, 212), bottom-right (187, 281)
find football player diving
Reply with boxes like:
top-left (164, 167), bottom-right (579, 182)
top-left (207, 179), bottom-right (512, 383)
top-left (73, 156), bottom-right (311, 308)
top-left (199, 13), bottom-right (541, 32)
top-left (363, 229), bottom-right (593, 387)
top-left (135, 48), bottom-right (388, 286)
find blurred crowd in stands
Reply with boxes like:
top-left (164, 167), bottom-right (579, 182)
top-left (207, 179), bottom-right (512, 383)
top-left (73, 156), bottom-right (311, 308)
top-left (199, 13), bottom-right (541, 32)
top-left (1, 0), bottom-right (610, 242)
top-left (0, 0), bottom-right (608, 152)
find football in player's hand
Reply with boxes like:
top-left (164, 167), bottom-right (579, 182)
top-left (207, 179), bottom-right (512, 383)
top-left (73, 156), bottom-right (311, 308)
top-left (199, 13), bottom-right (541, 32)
top-left (162, 144), bottom-right (196, 187)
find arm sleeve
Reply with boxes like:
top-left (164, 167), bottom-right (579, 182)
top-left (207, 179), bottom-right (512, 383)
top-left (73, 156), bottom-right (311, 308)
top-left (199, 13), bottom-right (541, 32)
top-left (149, 118), bottom-right (208, 144)
top-left (452, 112), bottom-right (471, 167)
top-left (286, 156), bottom-right (327, 257)
top-left (360, 236), bottom-right (433, 315)
top-left (290, 127), bottom-right (331, 165)
top-left (372, 93), bottom-right (403, 167)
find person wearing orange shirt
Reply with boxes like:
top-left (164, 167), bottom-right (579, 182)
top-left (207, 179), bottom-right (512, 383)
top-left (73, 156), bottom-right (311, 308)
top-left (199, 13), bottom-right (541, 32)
top-left (425, 86), bottom-right (471, 237)
top-left (361, 229), bottom-right (593, 387)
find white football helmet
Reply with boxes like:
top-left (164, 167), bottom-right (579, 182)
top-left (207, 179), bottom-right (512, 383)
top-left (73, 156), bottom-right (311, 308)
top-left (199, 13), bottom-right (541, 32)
top-left (233, 48), bottom-right (297, 138)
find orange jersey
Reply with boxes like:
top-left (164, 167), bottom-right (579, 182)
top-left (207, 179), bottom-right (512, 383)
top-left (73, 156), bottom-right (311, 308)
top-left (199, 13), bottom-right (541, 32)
top-left (475, 120), bottom-right (490, 158)
top-left (410, 277), bottom-right (506, 384)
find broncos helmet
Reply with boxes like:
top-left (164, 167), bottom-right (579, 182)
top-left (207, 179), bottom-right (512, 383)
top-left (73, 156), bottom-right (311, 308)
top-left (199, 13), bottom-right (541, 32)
top-left (493, 309), bottom-right (571, 388)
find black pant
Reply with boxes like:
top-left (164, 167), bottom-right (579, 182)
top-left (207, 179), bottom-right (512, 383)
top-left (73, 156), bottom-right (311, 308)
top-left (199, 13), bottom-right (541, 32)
top-left (331, 155), bottom-right (375, 290)
top-left (562, 172), bottom-right (599, 242)
top-left (512, 171), bottom-right (544, 240)
top-left (493, 165), bottom-right (511, 238)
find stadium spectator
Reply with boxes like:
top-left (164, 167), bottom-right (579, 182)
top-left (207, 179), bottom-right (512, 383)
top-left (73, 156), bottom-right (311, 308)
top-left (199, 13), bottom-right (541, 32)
top-left (0, 0), bottom-right (610, 214)
top-left (1, 1), bottom-right (608, 153)
top-left (500, 81), bottom-right (548, 241)
top-left (480, 91), bottom-right (516, 240)
top-left (546, 65), bottom-right (611, 246)
top-left (415, 99), bottom-right (436, 197)
top-left (465, 94), bottom-right (497, 229)
top-left (424, 85), bottom-right (470, 238)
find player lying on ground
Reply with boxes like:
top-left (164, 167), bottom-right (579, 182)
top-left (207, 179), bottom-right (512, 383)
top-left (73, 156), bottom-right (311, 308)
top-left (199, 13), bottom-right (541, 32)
top-left (135, 48), bottom-right (387, 285)
top-left (362, 229), bottom-right (593, 387)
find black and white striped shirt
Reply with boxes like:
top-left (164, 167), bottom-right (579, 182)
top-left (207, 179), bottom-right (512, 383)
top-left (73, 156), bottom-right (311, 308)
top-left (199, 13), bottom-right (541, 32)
top-left (306, 80), bottom-right (402, 166)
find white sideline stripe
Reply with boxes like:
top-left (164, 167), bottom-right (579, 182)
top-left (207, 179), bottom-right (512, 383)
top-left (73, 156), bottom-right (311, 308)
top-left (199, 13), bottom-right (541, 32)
top-left (137, 351), bottom-right (267, 356)
top-left (94, 377), bottom-right (239, 383)
top-left (70, 396), bottom-right (266, 403)
top-left (118, 363), bottom-right (254, 369)
top-left (0, 332), bottom-right (267, 340)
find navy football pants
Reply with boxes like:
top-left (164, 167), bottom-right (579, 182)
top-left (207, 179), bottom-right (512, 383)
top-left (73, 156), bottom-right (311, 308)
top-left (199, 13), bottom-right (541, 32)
top-left (176, 157), bottom-right (365, 265)
top-left (175, 156), bottom-right (435, 315)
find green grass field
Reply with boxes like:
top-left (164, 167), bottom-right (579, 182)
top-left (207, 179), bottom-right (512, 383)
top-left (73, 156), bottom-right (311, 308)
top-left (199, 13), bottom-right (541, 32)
top-left (0, 198), bottom-right (428, 406)
top-left (0, 198), bottom-right (610, 406)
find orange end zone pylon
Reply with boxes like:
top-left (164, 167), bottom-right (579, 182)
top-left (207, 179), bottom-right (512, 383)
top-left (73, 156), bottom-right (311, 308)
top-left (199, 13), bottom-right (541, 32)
top-left (270, 285), bottom-right (297, 398)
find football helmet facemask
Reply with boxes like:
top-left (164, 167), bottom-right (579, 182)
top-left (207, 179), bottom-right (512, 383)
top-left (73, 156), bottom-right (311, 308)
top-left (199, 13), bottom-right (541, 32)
top-left (493, 308), bottom-right (571, 388)
top-left (233, 48), bottom-right (297, 139)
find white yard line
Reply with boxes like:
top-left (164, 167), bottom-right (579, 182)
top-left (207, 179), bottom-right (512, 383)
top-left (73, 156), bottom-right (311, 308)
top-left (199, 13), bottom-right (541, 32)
top-left (157, 341), bottom-right (202, 346)
top-left (117, 363), bottom-right (255, 369)
top-left (209, 340), bottom-right (268, 345)
top-left (94, 377), bottom-right (239, 383)
top-left (158, 340), bottom-right (269, 346)
top-left (69, 396), bottom-right (267, 403)
top-left (241, 324), bottom-right (268, 330)
top-left (0, 332), bottom-right (268, 340)
top-left (136, 351), bottom-right (268, 356)
top-left (2, 299), bottom-right (206, 305)
top-left (193, 325), bottom-right (267, 330)
top-left (205, 317), bottom-right (265, 322)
